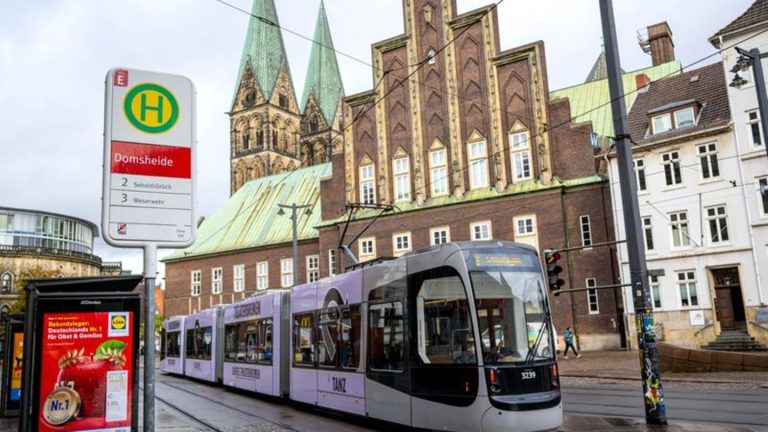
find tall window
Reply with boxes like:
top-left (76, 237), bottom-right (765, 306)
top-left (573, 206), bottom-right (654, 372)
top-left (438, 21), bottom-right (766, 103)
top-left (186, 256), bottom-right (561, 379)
top-left (393, 232), bottom-right (412, 256)
top-left (293, 314), bottom-right (315, 366)
top-left (650, 275), bottom-right (661, 309)
top-left (360, 164), bottom-right (375, 204)
top-left (359, 237), bottom-right (376, 262)
top-left (306, 255), bottom-right (319, 283)
top-left (662, 151), bottom-right (682, 186)
top-left (642, 216), bottom-right (655, 251)
top-left (669, 211), bottom-right (690, 248)
top-left (698, 143), bottom-right (720, 179)
top-left (468, 140), bottom-right (489, 189)
top-left (510, 131), bottom-right (531, 181)
top-left (257, 261), bottom-right (268, 290)
top-left (191, 270), bottom-right (201, 296)
top-left (1, 273), bottom-right (12, 294)
top-left (281, 258), bottom-right (293, 288)
top-left (747, 110), bottom-right (763, 146)
top-left (430, 226), bottom-right (450, 245)
top-left (233, 264), bottom-right (245, 292)
top-left (212, 267), bottom-right (223, 294)
top-left (430, 148), bottom-right (448, 196)
top-left (470, 221), bottom-right (492, 240)
top-left (706, 205), bottom-right (729, 243)
top-left (677, 270), bottom-right (698, 307)
top-left (393, 156), bottom-right (411, 201)
top-left (328, 249), bottom-right (337, 276)
top-left (586, 278), bottom-right (598, 314)
top-left (369, 302), bottom-right (405, 371)
top-left (634, 158), bottom-right (647, 192)
top-left (580, 215), bottom-right (592, 247)
top-left (758, 178), bottom-right (768, 216)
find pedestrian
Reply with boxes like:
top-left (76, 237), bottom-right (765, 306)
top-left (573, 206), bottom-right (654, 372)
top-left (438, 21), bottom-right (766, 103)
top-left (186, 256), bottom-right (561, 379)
top-left (562, 326), bottom-right (581, 359)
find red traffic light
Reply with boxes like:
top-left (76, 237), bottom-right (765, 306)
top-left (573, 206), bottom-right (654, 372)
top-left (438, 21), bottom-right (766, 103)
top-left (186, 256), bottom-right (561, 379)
top-left (545, 250), bottom-right (561, 263)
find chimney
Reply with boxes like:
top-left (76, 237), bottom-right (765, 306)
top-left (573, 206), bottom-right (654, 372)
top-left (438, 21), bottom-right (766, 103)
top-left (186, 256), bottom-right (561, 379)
top-left (647, 22), bottom-right (675, 66)
top-left (635, 73), bottom-right (651, 91)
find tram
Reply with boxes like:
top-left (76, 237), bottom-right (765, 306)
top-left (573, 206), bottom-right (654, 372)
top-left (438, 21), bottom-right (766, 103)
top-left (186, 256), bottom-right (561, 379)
top-left (160, 316), bottom-right (185, 375)
top-left (163, 241), bottom-right (562, 432)
top-left (183, 306), bottom-right (224, 383)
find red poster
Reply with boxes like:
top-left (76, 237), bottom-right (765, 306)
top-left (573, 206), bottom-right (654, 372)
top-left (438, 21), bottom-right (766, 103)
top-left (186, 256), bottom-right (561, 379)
top-left (38, 312), bottom-right (134, 432)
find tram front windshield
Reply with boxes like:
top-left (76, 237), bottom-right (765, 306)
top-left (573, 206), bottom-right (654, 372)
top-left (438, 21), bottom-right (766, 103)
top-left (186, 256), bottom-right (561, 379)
top-left (471, 270), bottom-right (553, 365)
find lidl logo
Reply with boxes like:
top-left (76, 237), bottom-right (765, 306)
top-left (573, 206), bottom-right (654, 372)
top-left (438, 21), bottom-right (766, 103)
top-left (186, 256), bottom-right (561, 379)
top-left (111, 315), bottom-right (127, 330)
top-left (123, 83), bottom-right (179, 134)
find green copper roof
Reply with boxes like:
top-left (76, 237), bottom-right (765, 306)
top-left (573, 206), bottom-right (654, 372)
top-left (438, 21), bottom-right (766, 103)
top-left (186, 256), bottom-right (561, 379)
top-left (232, 0), bottom-right (292, 106)
top-left (163, 163), bottom-right (331, 262)
top-left (550, 60), bottom-right (682, 137)
top-left (301, 0), bottom-right (344, 123)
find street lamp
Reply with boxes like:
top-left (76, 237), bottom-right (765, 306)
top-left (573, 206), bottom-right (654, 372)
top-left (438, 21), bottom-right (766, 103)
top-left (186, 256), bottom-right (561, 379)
top-left (277, 203), bottom-right (312, 287)
top-left (729, 46), bottom-right (768, 160)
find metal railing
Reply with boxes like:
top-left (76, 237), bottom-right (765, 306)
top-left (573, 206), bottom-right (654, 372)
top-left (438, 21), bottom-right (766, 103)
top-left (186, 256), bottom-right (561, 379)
top-left (0, 244), bottom-right (102, 265)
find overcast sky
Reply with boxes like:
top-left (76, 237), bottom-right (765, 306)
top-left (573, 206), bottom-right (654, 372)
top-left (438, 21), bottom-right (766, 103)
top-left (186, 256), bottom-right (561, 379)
top-left (0, 0), bottom-right (754, 278)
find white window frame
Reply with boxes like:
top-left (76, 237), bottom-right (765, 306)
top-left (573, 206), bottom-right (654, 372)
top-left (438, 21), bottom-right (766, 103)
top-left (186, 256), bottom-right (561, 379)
top-left (514, 216), bottom-right (535, 237)
top-left (757, 177), bottom-right (768, 217)
top-left (580, 215), bottom-right (592, 248)
top-left (430, 148), bottom-right (448, 196)
top-left (698, 142), bottom-right (720, 180)
top-left (650, 275), bottom-right (662, 310)
top-left (233, 264), bottom-right (245, 292)
top-left (661, 150), bottom-right (682, 186)
top-left (705, 205), bottom-right (729, 244)
top-left (306, 255), bottom-right (319, 283)
top-left (360, 164), bottom-right (375, 205)
top-left (470, 221), bottom-right (492, 241)
top-left (393, 232), bottom-right (412, 257)
top-left (430, 226), bottom-right (451, 245)
top-left (212, 267), bottom-right (223, 294)
top-left (257, 261), bottom-right (269, 290)
top-left (393, 156), bottom-right (411, 202)
top-left (652, 113), bottom-right (672, 134)
top-left (677, 270), bottom-right (699, 308)
top-left (191, 270), bottom-right (201, 296)
top-left (747, 110), bottom-right (763, 147)
top-left (359, 237), bottom-right (376, 261)
top-left (586, 278), bottom-right (599, 314)
top-left (281, 258), bottom-right (294, 288)
top-left (468, 140), bottom-right (489, 189)
top-left (674, 107), bottom-right (695, 128)
top-left (669, 211), bottom-right (691, 248)
top-left (642, 216), bottom-right (655, 252)
top-left (1, 272), bottom-right (12, 294)
top-left (510, 131), bottom-right (532, 181)
top-left (633, 158), bottom-right (647, 192)
top-left (328, 249), bottom-right (337, 276)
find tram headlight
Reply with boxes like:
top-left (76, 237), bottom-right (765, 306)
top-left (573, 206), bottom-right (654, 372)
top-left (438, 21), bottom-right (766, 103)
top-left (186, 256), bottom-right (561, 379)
top-left (551, 363), bottom-right (559, 389)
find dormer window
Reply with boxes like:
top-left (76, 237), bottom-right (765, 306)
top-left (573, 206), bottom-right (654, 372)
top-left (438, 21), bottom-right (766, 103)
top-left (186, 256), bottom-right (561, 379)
top-left (674, 107), bottom-right (695, 128)
top-left (651, 113), bottom-right (672, 134)
top-left (649, 102), bottom-right (698, 135)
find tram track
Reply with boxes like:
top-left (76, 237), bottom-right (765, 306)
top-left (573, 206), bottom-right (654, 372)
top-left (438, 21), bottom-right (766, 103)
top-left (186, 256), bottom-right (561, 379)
top-left (148, 388), bottom-right (224, 432)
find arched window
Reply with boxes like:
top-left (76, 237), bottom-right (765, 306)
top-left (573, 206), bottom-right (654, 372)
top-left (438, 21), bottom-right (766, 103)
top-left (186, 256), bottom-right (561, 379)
top-left (0, 304), bottom-right (9, 318)
top-left (1, 273), bottom-right (12, 294)
top-left (279, 88), bottom-right (288, 109)
top-left (359, 163), bottom-right (376, 204)
top-left (310, 116), bottom-right (319, 133)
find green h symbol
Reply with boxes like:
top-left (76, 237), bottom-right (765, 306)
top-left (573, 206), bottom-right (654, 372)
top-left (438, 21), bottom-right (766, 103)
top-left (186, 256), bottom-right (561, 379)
top-left (140, 92), bottom-right (164, 123)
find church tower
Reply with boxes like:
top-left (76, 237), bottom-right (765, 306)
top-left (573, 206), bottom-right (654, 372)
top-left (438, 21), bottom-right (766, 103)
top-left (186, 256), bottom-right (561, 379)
top-left (229, 0), bottom-right (301, 194)
top-left (300, 0), bottom-right (345, 166)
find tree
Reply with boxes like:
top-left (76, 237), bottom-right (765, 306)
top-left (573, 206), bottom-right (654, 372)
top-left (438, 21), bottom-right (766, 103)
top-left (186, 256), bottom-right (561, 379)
top-left (9, 266), bottom-right (59, 315)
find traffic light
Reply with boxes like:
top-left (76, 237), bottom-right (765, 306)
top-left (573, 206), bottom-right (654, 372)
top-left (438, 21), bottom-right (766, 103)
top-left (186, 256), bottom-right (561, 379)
top-left (544, 249), bottom-right (565, 291)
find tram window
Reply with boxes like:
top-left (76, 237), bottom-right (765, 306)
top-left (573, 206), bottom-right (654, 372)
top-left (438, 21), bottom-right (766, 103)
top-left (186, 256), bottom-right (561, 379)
top-left (293, 313), bottom-right (316, 367)
top-left (224, 323), bottom-right (241, 361)
top-left (258, 319), bottom-right (273, 364)
top-left (413, 267), bottom-right (476, 365)
top-left (318, 308), bottom-right (340, 368)
top-left (186, 326), bottom-right (213, 360)
top-left (165, 331), bottom-right (181, 358)
top-left (369, 302), bottom-right (405, 371)
top-left (245, 321), bottom-right (260, 362)
top-left (160, 329), bottom-right (167, 360)
top-left (341, 306), bottom-right (361, 369)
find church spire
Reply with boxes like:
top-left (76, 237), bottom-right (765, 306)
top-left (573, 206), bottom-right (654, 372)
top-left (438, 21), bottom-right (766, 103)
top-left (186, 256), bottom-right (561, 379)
top-left (301, 0), bottom-right (344, 124)
top-left (232, 0), bottom-right (294, 107)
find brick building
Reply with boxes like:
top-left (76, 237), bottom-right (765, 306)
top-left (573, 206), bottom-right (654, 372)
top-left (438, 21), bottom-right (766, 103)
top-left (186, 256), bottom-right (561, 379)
top-left (164, 0), bottom-right (626, 350)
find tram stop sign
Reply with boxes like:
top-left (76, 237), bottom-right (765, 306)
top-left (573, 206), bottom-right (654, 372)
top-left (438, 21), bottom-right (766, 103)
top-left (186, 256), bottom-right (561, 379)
top-left (102, 68), bottom-right (196, 248)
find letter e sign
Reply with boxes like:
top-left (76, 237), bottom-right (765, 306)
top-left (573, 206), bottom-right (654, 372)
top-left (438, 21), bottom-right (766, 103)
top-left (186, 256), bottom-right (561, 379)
top-left (114, 70), bottom-right (128, 87)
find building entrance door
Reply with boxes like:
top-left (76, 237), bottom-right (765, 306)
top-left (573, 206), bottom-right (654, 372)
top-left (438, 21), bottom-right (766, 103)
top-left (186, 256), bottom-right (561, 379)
top-left (712, 267), bottom-right (745, 331)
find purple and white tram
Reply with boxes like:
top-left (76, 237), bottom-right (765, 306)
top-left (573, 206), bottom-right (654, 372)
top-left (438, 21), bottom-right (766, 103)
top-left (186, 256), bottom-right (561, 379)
top-left (222, 290), bottom-right (289, 397)
top-left (161, 316), bottom-right (185, 375)
top-left (183, 306), bottom-right (224, 383)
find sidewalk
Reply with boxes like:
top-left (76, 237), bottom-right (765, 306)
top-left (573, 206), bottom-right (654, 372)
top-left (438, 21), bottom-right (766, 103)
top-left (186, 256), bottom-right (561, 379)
top-left (558, 350), bottom-right (768, 388)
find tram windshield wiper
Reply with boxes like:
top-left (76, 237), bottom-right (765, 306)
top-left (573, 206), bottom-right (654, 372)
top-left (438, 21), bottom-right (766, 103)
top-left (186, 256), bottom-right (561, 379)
top-left (524, 281), bottom-right (552, 365)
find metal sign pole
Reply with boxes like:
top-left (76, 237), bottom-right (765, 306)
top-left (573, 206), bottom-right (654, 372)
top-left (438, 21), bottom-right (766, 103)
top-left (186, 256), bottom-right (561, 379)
top-left (143, 243), bottom-right (157, 432)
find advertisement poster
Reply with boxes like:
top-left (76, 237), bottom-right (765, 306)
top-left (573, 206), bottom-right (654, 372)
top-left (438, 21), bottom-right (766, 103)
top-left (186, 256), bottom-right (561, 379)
top-left (38, 311), bottom-right (133, 432)
top-left (10, 331), bottom-right (24, 403)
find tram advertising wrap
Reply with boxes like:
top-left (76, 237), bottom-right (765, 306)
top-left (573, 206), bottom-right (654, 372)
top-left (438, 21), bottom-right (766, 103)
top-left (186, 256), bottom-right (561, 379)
top-left (38, 311), bottom-right (134, 431)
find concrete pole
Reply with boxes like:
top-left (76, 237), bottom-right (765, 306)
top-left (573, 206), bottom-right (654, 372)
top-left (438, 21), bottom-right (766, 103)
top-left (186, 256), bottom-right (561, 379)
top-left (599, 0), bottom-right (667, 424)
top-left (143, 243), bottom-right (157, 432)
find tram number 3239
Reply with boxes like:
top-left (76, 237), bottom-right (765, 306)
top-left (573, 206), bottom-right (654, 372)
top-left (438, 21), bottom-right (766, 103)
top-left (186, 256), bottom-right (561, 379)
top-left (521, 370), bottom-right (537, 380)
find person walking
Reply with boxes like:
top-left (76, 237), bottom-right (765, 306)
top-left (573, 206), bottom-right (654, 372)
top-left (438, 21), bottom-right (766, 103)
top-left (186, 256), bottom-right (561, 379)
top-left (562, 327), bottom-right (581, 359)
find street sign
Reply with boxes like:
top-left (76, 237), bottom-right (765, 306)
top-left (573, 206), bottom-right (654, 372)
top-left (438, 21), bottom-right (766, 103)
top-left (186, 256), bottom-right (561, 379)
top-left (102, 68), bottom-right (196, 247)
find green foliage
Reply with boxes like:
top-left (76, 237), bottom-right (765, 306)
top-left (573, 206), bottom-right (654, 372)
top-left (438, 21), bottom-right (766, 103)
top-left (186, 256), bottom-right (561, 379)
top-left (10, 266), bottom-right (59, 314)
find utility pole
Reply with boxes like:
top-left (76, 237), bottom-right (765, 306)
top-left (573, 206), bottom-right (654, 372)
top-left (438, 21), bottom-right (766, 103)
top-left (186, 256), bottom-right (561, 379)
top-left (277, 203), bottom-right (312, 286)
top-left (731, 47), bottom-right (768, 160)
top-left (599, 0), bottom-right (667, 425)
